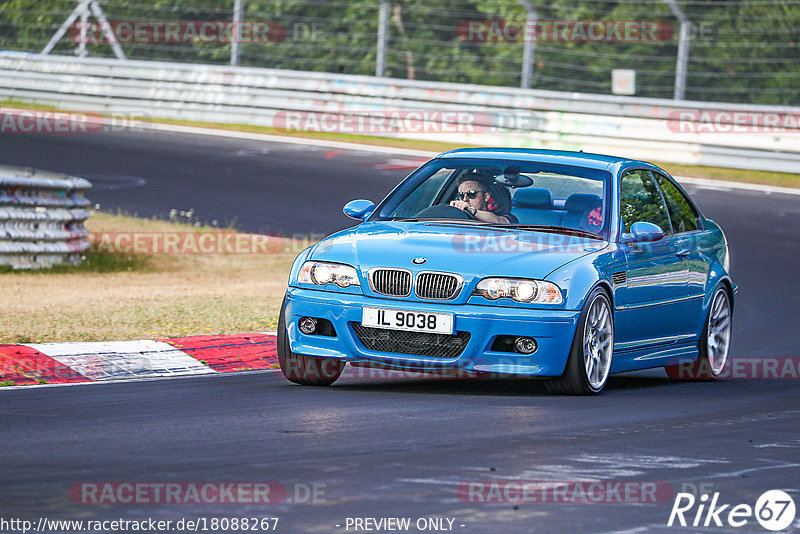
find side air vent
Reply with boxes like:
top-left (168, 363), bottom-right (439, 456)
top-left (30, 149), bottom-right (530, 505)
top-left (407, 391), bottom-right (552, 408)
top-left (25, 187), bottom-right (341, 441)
top-left (611, 271), bottom-right (627, 286)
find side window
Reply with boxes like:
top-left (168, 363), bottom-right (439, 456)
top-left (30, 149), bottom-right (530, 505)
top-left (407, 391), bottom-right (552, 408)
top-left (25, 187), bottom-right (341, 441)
top-left (619, 170), bottom-right (672, 234)
top-left (654, 173), bottom-right (699, 233)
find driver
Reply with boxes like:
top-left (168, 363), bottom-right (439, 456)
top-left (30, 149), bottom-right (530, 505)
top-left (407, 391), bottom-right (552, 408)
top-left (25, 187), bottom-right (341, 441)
top-left (449, 174), bottom-right (517, 224)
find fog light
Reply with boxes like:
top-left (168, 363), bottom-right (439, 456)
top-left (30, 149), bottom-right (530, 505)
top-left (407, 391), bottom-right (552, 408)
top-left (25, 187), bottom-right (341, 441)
top-left (299, 317), bottom-right (317, 335)
top-left (514, 337), bottom-right (537, 354)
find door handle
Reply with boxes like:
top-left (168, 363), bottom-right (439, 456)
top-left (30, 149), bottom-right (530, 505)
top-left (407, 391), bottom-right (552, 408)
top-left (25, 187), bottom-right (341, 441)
top-left (675, 239), bottom-right (690, 258)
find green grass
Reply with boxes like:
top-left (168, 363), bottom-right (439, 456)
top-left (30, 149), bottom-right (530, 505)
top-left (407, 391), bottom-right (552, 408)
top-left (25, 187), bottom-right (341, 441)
top-left (1, 212), bottom-right (294, 343)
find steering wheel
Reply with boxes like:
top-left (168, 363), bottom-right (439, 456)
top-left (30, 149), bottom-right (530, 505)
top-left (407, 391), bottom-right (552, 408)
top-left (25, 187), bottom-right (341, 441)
top-left (413, 204), bottom-right (476, 220)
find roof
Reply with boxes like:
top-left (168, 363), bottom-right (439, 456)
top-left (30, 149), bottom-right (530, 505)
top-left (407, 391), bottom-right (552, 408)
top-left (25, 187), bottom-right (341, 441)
top-left (436, 147), bottom-right (633, 171)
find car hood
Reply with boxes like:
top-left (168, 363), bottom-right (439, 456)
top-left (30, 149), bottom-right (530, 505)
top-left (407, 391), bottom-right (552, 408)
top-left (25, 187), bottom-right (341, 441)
top-left (310, 221), bottom-right (607, 281)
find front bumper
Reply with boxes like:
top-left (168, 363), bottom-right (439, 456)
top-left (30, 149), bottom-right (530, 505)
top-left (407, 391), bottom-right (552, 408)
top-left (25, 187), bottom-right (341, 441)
top-left (285, 287), bottom-right (580, 376)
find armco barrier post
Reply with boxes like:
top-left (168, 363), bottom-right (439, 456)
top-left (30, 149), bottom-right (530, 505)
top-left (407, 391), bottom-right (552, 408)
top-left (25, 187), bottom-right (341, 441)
top-left (0, 165), bottom-right (92, 269)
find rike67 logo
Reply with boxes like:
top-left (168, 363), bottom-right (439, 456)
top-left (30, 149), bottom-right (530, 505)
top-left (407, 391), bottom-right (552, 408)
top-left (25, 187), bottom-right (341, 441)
top-left (668, 490), bottom-right (796, 531)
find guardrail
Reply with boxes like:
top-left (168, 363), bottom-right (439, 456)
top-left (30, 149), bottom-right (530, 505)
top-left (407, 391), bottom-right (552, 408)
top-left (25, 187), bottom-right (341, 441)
top-left (0, 53), bottom-right (798, 173)
top-left (0, 165), bottom-right (91, 269)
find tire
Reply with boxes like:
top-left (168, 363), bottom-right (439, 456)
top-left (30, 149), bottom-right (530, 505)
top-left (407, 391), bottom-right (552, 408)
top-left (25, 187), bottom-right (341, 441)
top-left (666, 285), bottom-right (732, 381)
top-left (545, 287), bottom-right (614, 395)
top-left (277, 297), bottom-right (345, 386)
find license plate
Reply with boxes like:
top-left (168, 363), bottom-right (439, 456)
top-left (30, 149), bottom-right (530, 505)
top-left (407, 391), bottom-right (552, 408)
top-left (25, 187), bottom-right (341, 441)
top-left (361, 307), bottom-right (454, 335)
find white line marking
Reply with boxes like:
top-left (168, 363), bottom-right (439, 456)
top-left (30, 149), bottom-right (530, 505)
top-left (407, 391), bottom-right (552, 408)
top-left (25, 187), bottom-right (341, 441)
top-left (675, 176), bottom-right (800, 196)
top-left (142, 122), bottom-right (436, 157)
top-left (399, 478), bottom-right (462, 487)
top-left (141, 123), bottom-right (800, 196)
top-left (26, 340), bottom-right (214, 380)
top-left (0, 368), bottom-right (281, 392)
top-left (702, 461), bottom-right (800, 480)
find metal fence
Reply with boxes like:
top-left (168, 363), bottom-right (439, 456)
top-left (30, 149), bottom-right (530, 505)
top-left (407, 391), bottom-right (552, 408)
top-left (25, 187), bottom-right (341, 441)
top-left (0, 165), bottom-right (91, 269)
top-left (0, 0), bottom-right (797, 105)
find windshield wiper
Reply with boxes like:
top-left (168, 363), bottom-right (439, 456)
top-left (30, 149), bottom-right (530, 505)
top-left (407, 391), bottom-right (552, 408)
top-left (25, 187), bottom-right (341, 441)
top-left (390, 219), bottom-right (601, 239)
top-left (423, 221), bottom-right (517, 232)
top-left (478, 224), bottom-right (604, 239)
top-left (391, 217), bottom-right (488, 225)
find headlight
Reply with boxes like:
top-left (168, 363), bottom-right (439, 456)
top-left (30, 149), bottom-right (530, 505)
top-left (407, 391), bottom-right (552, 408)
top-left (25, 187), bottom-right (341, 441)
top-left (473, 278), bottom-right (563, 304)
top-left (298, 261), bottom-right (360, 288)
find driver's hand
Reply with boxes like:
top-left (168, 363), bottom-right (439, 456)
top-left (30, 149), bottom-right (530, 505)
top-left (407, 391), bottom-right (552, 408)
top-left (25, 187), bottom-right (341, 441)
top-left (450, 200), bottom-right (470, 212)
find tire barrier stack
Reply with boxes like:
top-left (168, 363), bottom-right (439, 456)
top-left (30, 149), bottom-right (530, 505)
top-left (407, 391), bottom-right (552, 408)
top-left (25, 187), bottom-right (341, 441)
top-left (0, 165), bottom-right (91, 269)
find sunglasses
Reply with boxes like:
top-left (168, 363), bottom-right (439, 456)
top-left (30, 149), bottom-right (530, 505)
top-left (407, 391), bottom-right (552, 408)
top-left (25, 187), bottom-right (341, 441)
top-left (457, 190), bottom-right (486, 200)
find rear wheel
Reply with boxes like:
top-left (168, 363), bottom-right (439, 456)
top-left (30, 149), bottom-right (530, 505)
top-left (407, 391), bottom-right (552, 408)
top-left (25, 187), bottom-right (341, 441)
top-left (545, 288), bottom-right (614, 395)
top-left (277, 298), bottom-right (345, 386)
top-left (666, 285), bottom-right (732, 380)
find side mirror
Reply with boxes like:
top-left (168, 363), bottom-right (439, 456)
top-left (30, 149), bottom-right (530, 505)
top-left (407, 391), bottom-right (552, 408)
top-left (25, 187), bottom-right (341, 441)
top-left (343, 199), bottom-right (375, 221)
top-left (621, 221), bottom-right (665, 243)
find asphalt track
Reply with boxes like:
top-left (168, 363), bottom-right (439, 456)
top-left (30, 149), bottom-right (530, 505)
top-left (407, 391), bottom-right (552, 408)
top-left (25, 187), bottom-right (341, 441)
top-left (1, 128), bottom-right (799, 533)
top-left (0, 128), bottom-right (409, 236)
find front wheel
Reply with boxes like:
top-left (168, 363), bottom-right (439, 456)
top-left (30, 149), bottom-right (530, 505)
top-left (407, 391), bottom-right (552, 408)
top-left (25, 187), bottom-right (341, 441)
top-left (277, 298), bottom-right (345, 386)
top-left (545, 288), bottom-right (614, 395)
top-left (666, 285), bottom-right (732, 380)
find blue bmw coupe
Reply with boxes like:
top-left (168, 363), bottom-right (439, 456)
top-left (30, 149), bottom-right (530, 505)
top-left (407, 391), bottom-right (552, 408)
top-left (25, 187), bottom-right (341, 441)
top-left (278, 148), bottom-right (735, 394)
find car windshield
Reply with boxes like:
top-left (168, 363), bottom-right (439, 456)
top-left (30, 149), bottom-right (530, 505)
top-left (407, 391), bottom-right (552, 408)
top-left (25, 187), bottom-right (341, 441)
top-left (373, 157), bottom-right (611, 238)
